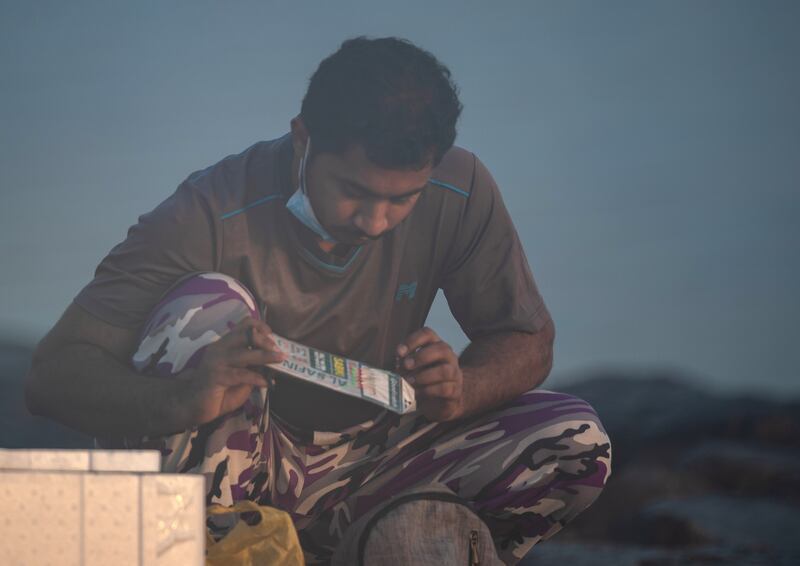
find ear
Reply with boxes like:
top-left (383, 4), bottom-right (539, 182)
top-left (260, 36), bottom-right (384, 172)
top-left (290, 116), bottom-right (309, 156)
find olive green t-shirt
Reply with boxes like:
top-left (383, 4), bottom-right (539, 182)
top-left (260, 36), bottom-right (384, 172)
top-left (74, 134), bottom-right (551, 430)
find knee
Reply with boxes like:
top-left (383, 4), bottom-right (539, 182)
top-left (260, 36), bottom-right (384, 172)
top-left (131, 272), bottom-right (258, 376)
top-left (515, 390), bottom-right (613, 486)
top-left (563, 394), bottom-right (612, 485)
top-left (472, 391), bottom-right (612, 538)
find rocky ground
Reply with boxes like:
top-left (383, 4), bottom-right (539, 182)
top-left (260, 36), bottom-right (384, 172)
top-left (522, 373), bottom-right (800, 565)
top-left (4, 342), bottom-right (798, 564)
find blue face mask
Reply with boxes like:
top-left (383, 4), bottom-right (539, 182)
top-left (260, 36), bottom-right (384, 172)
top-left (285, 138), bottom-right (336, 243)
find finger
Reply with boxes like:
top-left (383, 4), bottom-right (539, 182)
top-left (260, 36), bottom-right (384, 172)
top-left (415, 381), bottom-right (461, 400)
top-left (213, 316), bottom-right (258, 348)
top-left (245, 325), bottom-right (280, 353)
top-left (401, 342), bottom-right (455, 371)
top-left (409, 365), bottom-right (459, 387)
top-left (214, 368), bottom-right (271, 388)
top-left (419, 399), bottom-right (462, 423)
top-left (229, 347), bottom-right (286, 368)
top-left (232, 368), bottom-right (271, 388)
top-left (220, 318), bottom-right (276, 350)
top-left (396, 326), bottom-right (441, 358)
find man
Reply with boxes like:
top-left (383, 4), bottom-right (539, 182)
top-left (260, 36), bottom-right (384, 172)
top-left (26, 37), bottom-right (610, 564)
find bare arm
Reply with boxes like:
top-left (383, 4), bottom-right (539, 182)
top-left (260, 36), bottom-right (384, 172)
top-left (25, 303), bottom-right (283, 439)
top-left (459, 319), bottom-right (555, 416)
top-left (397, 318), bottom-right (555, 421)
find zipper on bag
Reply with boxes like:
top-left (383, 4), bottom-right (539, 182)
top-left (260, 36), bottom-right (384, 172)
top-left (469, 529), bottom-right (480, 565)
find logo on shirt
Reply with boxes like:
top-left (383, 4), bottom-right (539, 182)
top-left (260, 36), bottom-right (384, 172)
top-left (395, 281), bottom-right (417, 302)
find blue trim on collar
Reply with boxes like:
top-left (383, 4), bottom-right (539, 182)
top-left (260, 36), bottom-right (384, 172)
top-left (298, 245), bottom-right (363, 274)
top-left (220, 194), bottom-right (284, 220)
top-left (430, 178), bottom-right (468, 198)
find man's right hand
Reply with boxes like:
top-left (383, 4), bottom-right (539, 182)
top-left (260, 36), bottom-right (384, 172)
top-left (25, 303), bottom-right (284, 439)
top-left (181, 317), bottom-right (285, 425)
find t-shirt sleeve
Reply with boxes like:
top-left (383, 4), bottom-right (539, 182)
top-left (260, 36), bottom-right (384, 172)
top-left (73, 180), bottom-right (218, 329)
top-left (440, 155), bottom-right (551, 340)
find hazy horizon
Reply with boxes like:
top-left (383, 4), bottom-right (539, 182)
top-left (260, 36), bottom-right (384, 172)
top-left (2, 1), bottom-right (798, 398)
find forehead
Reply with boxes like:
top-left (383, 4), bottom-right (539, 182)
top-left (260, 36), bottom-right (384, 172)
top-left (318, 144), bottom-right (432, 197)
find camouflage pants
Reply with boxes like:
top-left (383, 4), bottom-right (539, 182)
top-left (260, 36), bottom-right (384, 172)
top-left (130, 273), bottom-right (612, 565)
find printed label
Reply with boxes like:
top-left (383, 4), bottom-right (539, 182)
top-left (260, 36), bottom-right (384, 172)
top-left (267, 335), bottom-right (416, 414)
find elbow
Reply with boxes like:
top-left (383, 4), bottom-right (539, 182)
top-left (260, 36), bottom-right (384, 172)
top-left (24, 351), bottom-right (52, 417)
top-left (539, 356), bottom-right (554, 387)
top-left (25, 365), bottom-right (46, 417)
top-left (544, 315), bottom-right (556, 344)
top-left (536, 318), bottom-right (556, 384)
top-left (25, 334), bottom-right (71, 417)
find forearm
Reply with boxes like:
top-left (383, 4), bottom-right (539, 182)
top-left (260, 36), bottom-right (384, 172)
top-left (458, 319), bottom-right (555, 416)
top-left (26, 342), bottom-right (191, 439)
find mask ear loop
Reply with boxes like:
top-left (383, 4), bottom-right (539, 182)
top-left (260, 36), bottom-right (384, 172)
top-left (299, 138), bottom-right (312, 196)
top-left (292, 136), bottom-right (337, 244)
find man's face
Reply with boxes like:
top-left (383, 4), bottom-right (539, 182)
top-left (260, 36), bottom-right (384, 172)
top-left (305, 144), bottom-right (432, 246)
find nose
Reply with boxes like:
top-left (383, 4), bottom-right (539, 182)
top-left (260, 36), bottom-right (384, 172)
top-left (353, 200), bottom-right (389, 237)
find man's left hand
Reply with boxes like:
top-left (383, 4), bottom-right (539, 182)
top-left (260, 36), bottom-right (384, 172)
top-left (397, 327), bottom-right (464, 422)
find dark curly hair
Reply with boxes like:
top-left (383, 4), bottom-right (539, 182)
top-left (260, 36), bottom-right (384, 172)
top-left (300, 36), bottom-right (462, 169)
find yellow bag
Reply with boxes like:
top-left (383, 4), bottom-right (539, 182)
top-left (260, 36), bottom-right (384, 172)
top-left (206, 501), bottom-right (305, 566)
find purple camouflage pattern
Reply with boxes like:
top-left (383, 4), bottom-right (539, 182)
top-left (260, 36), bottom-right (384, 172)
top-left (126, 272), bottom-right (612, 565)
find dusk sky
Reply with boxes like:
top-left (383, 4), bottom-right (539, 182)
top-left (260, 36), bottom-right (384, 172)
top-left (2, 1), bottom-right (798, 397)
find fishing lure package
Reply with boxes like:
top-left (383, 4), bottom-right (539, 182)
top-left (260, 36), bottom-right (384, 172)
top-left (267, 335), bottom-right (417, 414)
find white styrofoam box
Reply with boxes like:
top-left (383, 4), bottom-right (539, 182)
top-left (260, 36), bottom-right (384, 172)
top-left (142, 475), bottom-right (206, 566)
top-left (0, 449), bottom-right (160, 472)
top-left (0, 471), bottom-right (205, 566)
top-left (0, 449), bottom-right (89, 471)
top-left (88, 450), bottom-right (161, 472)
top-left (84, 474), bottom-right (140, 565)
top-left (1, 472), bottom-right (82, 565)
